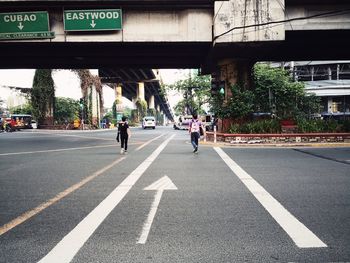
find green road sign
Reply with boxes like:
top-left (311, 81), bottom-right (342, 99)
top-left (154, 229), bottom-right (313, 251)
top-left (64, 9), bottom-right (122, 31)
top-left (0, 11), bottom-right (54, 40)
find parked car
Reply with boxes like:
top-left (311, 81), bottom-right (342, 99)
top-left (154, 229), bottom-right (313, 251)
top-left (30, 120), bottom-right (37, 129)
top-left (142, 116), bottom-right (156, 129)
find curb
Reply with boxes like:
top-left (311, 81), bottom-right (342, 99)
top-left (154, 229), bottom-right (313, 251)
top-left (201, 141), bottom-right (350, 148)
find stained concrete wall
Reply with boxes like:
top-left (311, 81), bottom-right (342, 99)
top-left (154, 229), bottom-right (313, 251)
top-left (213, 0), bottom-right (285, 44)
top-left (50, 9), bottom-right (213, 42)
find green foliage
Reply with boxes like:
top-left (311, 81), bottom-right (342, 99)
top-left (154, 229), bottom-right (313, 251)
top-left (9, 103), bottom-right (33, 115)
top-left (54, 97), bottom-right (79, 124)
top-left (253, 64), bottom-right (320, 119)
top-left (228, 118), bottom-right (350, 134)
top-left (103, 111), bottom-right (113, 121)
top-left (0, 98), bottom-right (5, 114)
top-left (229, 119), bottom-right (281, 134)
top-left (112, 100), bottom-right (117, 119)
top-left (296, 119), bottom-right (342, 133)
top-left (135, 99), bottom-right (147, 120)
top-left (166, 71), bottom-right (211, 114)
top-left (340, 119), bottom-right (350, 132)
top-left (30, 69), bottom-right (55, 125)
top-left (147, 108), bottom-right (157, 117)
top-left (123, 107), bottom-right (132, 119)
top-left (210, 84), bottom-right (254, 119)
top-left (131, 109), bottom-right (138, 123)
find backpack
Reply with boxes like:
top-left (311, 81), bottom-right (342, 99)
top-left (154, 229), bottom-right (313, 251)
top-left (191, 120), bottom-right (200, 133)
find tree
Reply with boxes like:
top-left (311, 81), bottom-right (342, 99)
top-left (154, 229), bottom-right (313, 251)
top-left (31, 69), bottom-right (55, 125)
top-left (9, 103), bottom-right (33, 115)
top-left (166, 70), bottom-right (211, 115)
top-left (210, 84), bottom-right (254, 120)
top-left (0, 98), bottom-right (5, 114)
top-left (253, 64), bottom-right (320, 119)
top-left (54, 97), bottom-right (80, 123)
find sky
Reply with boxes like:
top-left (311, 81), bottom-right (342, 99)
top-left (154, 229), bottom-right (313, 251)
top-left (0, 69), bottom-right (184, 110)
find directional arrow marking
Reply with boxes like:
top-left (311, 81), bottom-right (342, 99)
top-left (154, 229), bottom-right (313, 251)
top-left (38, 135), bottom-right (175, 263)
top-left (137, 176), bottom-right (177, 244)
top-left (90, 20), bottom-right (96, 28)
top-left (18, 22), bottom-right (24, 30)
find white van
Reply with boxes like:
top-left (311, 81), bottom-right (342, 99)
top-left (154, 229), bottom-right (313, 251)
top-left (142, 116), bottom-right (156, 129)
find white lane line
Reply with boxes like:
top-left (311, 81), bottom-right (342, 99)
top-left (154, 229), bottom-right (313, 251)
top-left (0, 144), bottom-right (117, 156)
top-left (38, 134), bottom-right (175, 263)
top-left (214, 147), bottom-right (327, 248)
top-left (0, 157), bottom-right (126, 236)
top-left (135, 133), bottom-right (165, 151)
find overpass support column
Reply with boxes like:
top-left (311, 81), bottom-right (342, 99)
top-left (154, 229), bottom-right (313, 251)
top-left (148, 95), bottom-right (155, 110)
top-left (88, 69), bottom-right (101, 128)
top-left (217, 59), bottom-right (254, 96)
top-left (136, 82), bottom-right (147, 121)
top-left (137, 82), bottom-right (145, 101)
top-left (115, 84), bottom-right (123, 121)
top-left (215, 59), bottom-right (255, 131)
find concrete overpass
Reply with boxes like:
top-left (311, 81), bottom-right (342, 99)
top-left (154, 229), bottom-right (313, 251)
top-left (1, 0), bottom-right (350, 70)
top-left (1, 0), bottom-right (350, 120)
top-left (99, 68), bottom-right (174, 121)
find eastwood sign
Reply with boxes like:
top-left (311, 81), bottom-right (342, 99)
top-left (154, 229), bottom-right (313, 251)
top-left (0, 11), bottom-right (54, 40)
top-left (64, 9), bottom-right (122, 31)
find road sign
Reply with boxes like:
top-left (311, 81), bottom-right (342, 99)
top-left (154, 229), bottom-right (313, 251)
top-left (0, 11), bottom-right (54, 40)
top-left (64, 9), bottom-right (122, 31)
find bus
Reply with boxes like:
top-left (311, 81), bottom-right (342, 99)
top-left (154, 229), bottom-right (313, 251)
top-left (10, 114), bottom-right (33, 129)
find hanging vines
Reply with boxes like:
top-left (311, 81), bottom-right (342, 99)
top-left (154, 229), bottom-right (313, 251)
top-left (135, 98), bottom-right (148, 121)
top-left (72, 69), bottom-right (103, 126)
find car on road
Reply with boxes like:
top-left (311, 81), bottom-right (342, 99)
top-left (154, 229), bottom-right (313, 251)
top-left (30, 120), bottom-right (37, 129)
top-left (142, 116), bottom-right (156, 129)
top-left (173, 115), bottom-right (192, 130)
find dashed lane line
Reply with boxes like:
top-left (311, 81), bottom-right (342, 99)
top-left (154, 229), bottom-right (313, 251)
top-left (214, 147), bottom-right (327, 248)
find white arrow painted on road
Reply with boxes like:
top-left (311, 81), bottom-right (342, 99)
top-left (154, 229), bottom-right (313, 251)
top-left (90, 20), bottom-right (96, 28)
top-left (18, 22), bottom-right (24, 30)
top-left (137, 176), bottom-right (177, 244)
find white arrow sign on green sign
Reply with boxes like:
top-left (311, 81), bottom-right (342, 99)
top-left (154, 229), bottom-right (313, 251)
top-left (64, 9), bottom-right (122, 31)
top-left (0, 11), bottom-right (54, 40)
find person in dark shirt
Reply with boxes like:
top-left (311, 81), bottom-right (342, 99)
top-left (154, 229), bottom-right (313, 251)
top-left (117, 116), bottom-right (131, 154)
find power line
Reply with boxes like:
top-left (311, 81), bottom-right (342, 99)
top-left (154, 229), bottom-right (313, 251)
top-left (213, 8), bottom-right (350, 41)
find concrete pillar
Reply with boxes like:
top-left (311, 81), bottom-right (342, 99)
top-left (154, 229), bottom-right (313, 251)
top-left (115, 84), bottom-right (123, 121)
top-left (217, 59), bottom-right (254, 98)
top-left (89, 69), bottom-right (101, 127)
top-left (215, 59), bottom-right (254, 132)
top-left (148, 95), bottom-right (155, 109)
top-left (328, 66), bottom-right (332, 80)
top-left (328, 97), bottom-right (333, 113)
top-left (137, 82), bottom-right (145, 101)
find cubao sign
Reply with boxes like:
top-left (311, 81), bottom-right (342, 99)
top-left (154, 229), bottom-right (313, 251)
top-left (0, 11), bottom-right (54, 40)
top-left (64, 9), bottom-right (122, 31)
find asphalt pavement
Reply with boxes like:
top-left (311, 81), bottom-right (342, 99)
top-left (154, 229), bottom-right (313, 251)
top-left (0, 126), bottom-right (349, 262)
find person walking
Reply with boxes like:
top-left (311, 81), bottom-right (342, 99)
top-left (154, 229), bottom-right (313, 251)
top-left (189, 113), bottom-right (205, 153)
top-left (116, 116), bottom-right (131, 154)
